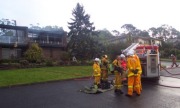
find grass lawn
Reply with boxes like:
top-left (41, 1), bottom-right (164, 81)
top-left (0, 66), bottom-right (92, 87)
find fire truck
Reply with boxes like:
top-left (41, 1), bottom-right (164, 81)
top-left (123, 43), bottom-right (160, 79)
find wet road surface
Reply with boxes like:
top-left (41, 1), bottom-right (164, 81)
top-left (0, 73), bottom-right (180, 108)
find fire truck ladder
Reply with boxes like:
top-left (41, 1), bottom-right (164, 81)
top-left (123, 43), bottom-right (139, 55)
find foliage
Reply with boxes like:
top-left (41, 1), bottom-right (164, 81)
top-left (0, 18), bottom-right (16, 25)
top-left (149, 25), bottom-right (180, 41)
top-left (24, 43), bottom-right (43, 63)
top-left (68, 3), bottom-right (99, 60)
top-left (121, 24), bottom-right (149, 37)
top-left (177, 54), bottom-right (180, 59)
top-left (94, 29), bottom-right (113, 44)
top-left (159, 41), bottom-right (180, 58)
top-left (106, 42), bottom-right (129, 61)
top-left (60, 51), bottom-right (70, 61)
top-left (19, 60), bottom-right (29, 66)
top-left (45, 59), bottom-right (54, 66)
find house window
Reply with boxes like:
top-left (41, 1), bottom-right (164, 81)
top-left (1, 48), bottom-right (21, 59)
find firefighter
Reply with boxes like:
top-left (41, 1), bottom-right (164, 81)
top-left (126, 51), bottom-right (141, 97)
top-left (133, 52), bottom-right (142, 91)
top-left (93, 58), bottom-right (101, 88)
top-left (101, 55), bottom-right (109, 82)
top-left (120, 54), bottom-right (127, 81)
top-left (170, 54), bottom-right (179, 67)
top-left (112, 55), bottom-right (123, 94)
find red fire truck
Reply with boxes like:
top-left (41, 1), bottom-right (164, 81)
top-left (124, 43), bottom-right (160, 79)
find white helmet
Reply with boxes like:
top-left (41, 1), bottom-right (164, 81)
top-left (171, 54), bottom-right (174, 56)
top-left (94, 58), bottom-right (100, 61)
top-left (127, 51), bottom-right (134, 56)
top-left (120, 54), bottom-right (125, 58)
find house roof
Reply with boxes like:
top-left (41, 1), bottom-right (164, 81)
top-left (133, 36), bottom-right (162, 41)
top-left (0, 24), bottom-right (28, 30)
top-left (28, 29), bottom-right (66, 36)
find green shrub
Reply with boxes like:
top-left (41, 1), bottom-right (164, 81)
top-left (19, 60), bottom-right (29, 66)
top-left (45, 59), bottom-right (54, 66)
top-left (177, 54), bottom-right (180, 59)
top-left (60, 52), bottom-right (70, 61)
top-left (0, 59), bottom-right (19, 64)
top-left (24, 43), bottom-right (43, 63)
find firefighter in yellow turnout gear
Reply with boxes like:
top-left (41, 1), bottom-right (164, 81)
top-left (112, 56), bottom-right (123, 94)
top-left (101, 55), bottom-right (109, 82)
top-left (133, 53), bottom-right (142, 92)
top-left (93, 58), bottom-right (101, 88)
top-left (126, 51), bottom-right (142, 97)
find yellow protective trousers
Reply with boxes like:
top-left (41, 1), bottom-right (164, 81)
top-left (101, 69), bottom-right (108, 81)
top-left (94, 76), bottom-right (101, 85)
top-left (128, 74), bottom-right (141, 96)
top-left (114, 71), bottom-right (122, 90)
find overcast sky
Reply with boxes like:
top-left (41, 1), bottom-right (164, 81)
top-left (0, 0), bottom-right (180, 32)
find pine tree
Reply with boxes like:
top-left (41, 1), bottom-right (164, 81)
top-left (68, 3), bottom-right (96, 60)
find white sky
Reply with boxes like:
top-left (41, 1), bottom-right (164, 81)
top-left (0, 0), bottom-right (180, 32)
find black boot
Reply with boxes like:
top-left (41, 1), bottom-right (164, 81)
top-left (114, 89), bottom-right (123, 94)
top-left (97, 84), bottom-right (101, 88)
top-left (125, 94), bottom-right (132, 97)
top-left (119, 90), bottom-right (124, 94)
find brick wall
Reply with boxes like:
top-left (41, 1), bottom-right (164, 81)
top-left (42, 47), bottom-right (64, 60)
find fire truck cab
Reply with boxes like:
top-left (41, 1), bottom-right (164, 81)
top-left (124, 43), bottom-right (160, 79)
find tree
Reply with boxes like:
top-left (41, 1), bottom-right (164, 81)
top-left (149, 27), bottom-right (158, 38)
top-left (138, 30), bottom-right (150, 37)
top-left (24, 43), bottom-right (43, 63)
top-left (112, 30), bottom-right (120, 36)
top-left (0, 18), bottom-right (16, 36)
top-left (0, 18), bottom-right (15, 25)
top-left (121, 24), bottom-right (148, 37)
top-left (121, 24), bottom-right (136, 33)
top-left (149, 25), bottom-right (180, 41)
top-left (68, 3), bottom-right (97, 60)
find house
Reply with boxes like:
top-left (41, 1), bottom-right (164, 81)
top-left (133, 36), bottom-right (162, 46)
top-left (0, 24), bottom-right (28, 59)
top-left (0, 24), bottom-right (67, 60)
top-left (28, 29), bottom-right (67, 60)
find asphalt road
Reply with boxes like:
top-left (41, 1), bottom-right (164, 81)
top-left (0, 73), bottom-right (180, 108)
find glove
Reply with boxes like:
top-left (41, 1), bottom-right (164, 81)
top-left (131, 69), bottom-right (138, 74)
top-left (134, 69), bottom-right (139, 74)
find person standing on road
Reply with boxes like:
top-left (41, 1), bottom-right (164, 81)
top-left (170, 54), bottom-right (179, 68)
top-left (100, 55), bottom-right (109, 82)
top-left (93, 58), bottom-right (101, 88)
top-left (120, 54), bottom-right (127, 82)
top-left (112, 55), bottom-right (123, 94)
top-left (133, 53), bottom-right (142, 92)
top-left (126, 51), bottom-right (142, 97)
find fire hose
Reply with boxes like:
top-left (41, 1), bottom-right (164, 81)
top-left (160, 65), bottom-right (180, 76)
top-left (148, 64), bottom-right (180, 88)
